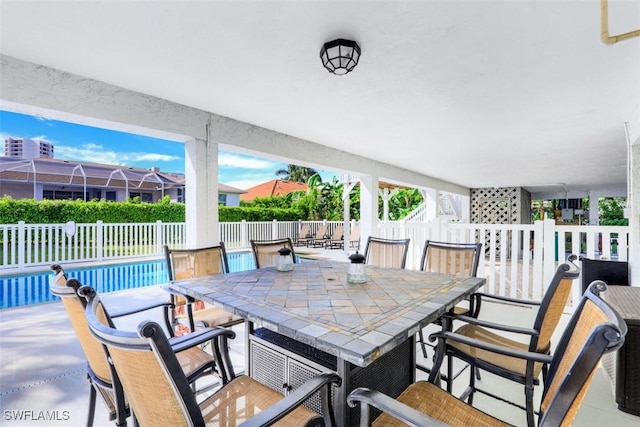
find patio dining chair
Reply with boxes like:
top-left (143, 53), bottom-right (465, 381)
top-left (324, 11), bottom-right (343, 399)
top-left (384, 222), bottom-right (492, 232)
top-left (347, 280), bottom-right (627, 427)
top-left (50, 266), bottom-right (225, 427)
top-left (363, 236), bottom-right (410, 269)
top-left (84, 287), bottom-right (342, 427)
top-left (432, 255), bottom-right (580, 427)
top-left (417, 241), bottom-right (483, 355)
top-left (164, 243), bottom-right (244, 334)
top-left (250, 237), bottom-right (297, 268)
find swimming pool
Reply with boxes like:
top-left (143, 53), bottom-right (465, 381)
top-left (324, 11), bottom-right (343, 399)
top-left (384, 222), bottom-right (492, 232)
top-left (0, 251), bottom-right (260, 310)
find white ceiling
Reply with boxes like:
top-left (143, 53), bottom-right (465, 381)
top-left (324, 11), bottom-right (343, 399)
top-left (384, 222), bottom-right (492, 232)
top-left (1, 1), bottom-right (639, 197)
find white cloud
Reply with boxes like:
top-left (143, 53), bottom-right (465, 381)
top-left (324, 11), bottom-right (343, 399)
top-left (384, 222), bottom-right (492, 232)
top-left (218, 152), bottom-right (279, 170)
top-left (55, 143), bottom-right (180, 165)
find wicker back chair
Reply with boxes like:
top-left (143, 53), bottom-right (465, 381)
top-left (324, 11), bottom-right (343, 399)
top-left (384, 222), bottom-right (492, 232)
top-left (50, 266), bottom-right (129, 427)
top-left (420, 240), bottom-right (482, 278)
top-left (436, 256), bottom-right (581, 427)
top-left (250, 238), bottom-right (297, 268)
top-left (347, 281), bottom-right (627, 427)
top-left (84, 287), bottom-right (341, 427)
top-left (51, 267), bottom-right (222, 426)
top-left (416, 240), bottom-right (482, 364)
top-left (164, 243), bottom-right (243, 333)
top-left (363, 237), bottom-right (410, 269)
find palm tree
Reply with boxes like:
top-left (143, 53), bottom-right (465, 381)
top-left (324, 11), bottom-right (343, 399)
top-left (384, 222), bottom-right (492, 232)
top-left (275, 164), bottom-right (319, 183)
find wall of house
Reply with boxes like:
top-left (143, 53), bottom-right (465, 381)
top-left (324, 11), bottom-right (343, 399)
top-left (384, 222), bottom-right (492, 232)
top-left (225, 193), bottom-right (240, 207)
top-left (0, 182), bottom-right (36, 199)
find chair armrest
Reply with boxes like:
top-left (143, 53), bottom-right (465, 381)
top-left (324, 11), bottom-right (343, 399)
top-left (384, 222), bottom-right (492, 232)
top-left (347, 387), bottom-right (448, 427)
top-left (429, 331), bottom-right (553, 364)
top-left (472, 292), bottom-right (542, 307)
top-left (443, 313), bottom-right (539, 337)
top-left (109, 301), bottom-right (174, 318)
top-left (169, 326), bottom-right (236, 353)
top-left (238, 372), bottom-right (342, 427)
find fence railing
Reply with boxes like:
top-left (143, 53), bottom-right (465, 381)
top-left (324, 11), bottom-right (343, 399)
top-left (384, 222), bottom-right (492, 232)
top-left (1, 219), bottom-right (630, 309)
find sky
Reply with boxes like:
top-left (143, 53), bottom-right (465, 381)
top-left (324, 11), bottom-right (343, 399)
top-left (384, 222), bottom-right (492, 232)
top-left (0, 110), bottom-right (335, 190)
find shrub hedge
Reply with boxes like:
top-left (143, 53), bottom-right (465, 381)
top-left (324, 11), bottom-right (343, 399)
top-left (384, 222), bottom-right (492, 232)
top-left (0, 197), bottom-right (305, 224)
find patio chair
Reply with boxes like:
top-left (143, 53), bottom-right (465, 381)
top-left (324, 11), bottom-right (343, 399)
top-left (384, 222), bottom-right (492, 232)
top-left (349, 224), bottom-right (361, 249)
top-left (294, 224), bottom-right (313, 246)
top-left (164, 244), bottom-right (244, 334)
top-left (325, 225), bottom-right (344, 249)
top-left (50, 266), bottom-right (224, 427)
top-left (363, 236), bottom-right (410, 269)
top-left (416, 240), bottom-right (482, 366)
top-left (347, 280), bottom-right (627, 427)
top-left (84, 287), bottom-right (342, 427)
top-left (432, 255), bottom-right (580, 427)
top-left (308, 224), bottom-right (329, 248)
top-left (250, 237), bottom-right (298, 268)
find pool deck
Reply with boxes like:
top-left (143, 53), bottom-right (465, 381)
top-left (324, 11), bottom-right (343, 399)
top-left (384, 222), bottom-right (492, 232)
top-left (1, 247), bottom-right (638, 426)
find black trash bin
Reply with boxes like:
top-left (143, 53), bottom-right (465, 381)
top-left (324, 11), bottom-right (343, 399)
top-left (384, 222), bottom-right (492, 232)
top-left (580, 257), bottom-right (629, 293)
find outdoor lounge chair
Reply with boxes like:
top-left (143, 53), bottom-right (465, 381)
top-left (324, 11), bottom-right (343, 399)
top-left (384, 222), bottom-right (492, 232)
top-left (363, 236), bottom-right (410, 269)
top-left (294, 224), bottom-right (313, 246)
top-left (164, 244), bottom-right (244, 334)
top-left (325, 225), bottom-right (344, 249)
top-left (84, 286), bottom-right (342, 427)
top-left (308, 224), bottom-right (329, 248)
top-left (347, 280), bottom-right (627, 427)
top-left (250, 237), bottom-right (297, 268)
top-left (433, 255), bottom-right (580, 427)
top-left (349, 224), bottom-right (361, 249)
top-left (50, 266), bottom-right (224, 427)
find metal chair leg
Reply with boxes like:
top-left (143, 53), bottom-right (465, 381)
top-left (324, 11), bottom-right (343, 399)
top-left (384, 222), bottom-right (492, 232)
top-left (86, 384), bottom-right (96, 427)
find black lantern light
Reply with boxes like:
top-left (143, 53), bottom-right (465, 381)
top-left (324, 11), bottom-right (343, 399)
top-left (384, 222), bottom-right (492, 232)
top-left (320, 39), bottom-right (361, 75)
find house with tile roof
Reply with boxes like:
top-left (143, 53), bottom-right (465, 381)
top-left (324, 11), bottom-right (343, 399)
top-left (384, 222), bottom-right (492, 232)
top-left (0, 156), bottom-right (245, 205)
top-left (240, 179), bottom-right (307, 202)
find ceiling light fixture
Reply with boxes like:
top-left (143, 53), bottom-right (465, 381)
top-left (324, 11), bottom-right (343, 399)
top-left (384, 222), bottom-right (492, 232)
top-left (320, 39), bottom-right (361, 75)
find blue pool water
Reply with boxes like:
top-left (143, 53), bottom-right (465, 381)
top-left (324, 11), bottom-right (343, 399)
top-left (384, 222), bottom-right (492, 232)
top-left (0, 251), bottom-right (260, 310)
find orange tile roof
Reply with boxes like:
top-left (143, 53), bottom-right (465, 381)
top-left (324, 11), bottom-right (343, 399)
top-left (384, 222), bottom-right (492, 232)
top-left (240, 180), bottom-right (307, 201)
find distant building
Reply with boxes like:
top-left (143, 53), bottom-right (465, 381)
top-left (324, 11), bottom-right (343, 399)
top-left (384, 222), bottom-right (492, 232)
top-left (240, 179), bottom-right (307, 202)
top-left (4, 137), bottom-right (54, 159)
top-left (0, 156), bottom-right (245, 205)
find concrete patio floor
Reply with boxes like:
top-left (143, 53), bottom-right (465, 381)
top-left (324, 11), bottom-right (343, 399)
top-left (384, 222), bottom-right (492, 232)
top-left (1, 248), bottom-right (638, 426)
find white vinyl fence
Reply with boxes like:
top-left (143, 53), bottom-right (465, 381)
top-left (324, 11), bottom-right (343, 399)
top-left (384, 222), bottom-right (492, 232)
top-left (1, 219), bottom-right (629, 309)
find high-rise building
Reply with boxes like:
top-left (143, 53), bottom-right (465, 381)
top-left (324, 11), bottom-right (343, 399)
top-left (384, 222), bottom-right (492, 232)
top-left (4, 137), bottom-right (54, 159)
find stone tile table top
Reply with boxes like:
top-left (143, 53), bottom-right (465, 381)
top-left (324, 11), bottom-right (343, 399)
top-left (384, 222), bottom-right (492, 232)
top-left (169, 260), bottom-right (484, 367)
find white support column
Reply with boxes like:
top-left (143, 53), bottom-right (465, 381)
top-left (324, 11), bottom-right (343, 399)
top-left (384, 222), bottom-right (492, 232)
top-left (459, 194), bottom-right (471, 222)
top-left (184, 136), bottom-right (219, 248)
top-left (422, 188), bottom-right (438, 221)
top-left (359, 174), bottom-right (379, 244)
top-left (379, 188), bottom-right (399, 222)
top-left (343, 181), bottom-right (357, 255)
top-left (629, 112), bottom-right (640, 285)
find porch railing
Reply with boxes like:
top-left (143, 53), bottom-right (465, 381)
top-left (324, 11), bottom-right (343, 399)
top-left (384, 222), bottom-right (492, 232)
top-left (1, 219), bottom-right (630, 309)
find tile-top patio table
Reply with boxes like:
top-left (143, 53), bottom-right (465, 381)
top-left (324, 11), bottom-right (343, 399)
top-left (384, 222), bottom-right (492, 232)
top-left (168, 260), bottom-right (485, 426)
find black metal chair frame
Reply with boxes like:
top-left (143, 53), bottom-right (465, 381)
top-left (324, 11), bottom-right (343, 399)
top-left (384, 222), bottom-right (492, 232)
top-left (250, 237), bottom-right (298, 268)
top-left (363, 236), bottom-right (411, 269)
top-left (163, 243), bottom-right (234, 333)
top-left (347, 281), bottom-right (627, 427)
top-left (51, 267), bottom-right (222, 426)
top-left (84, 287), bottom-right (342, 427)
top-left (435, 256), bottom-right (580, 427)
